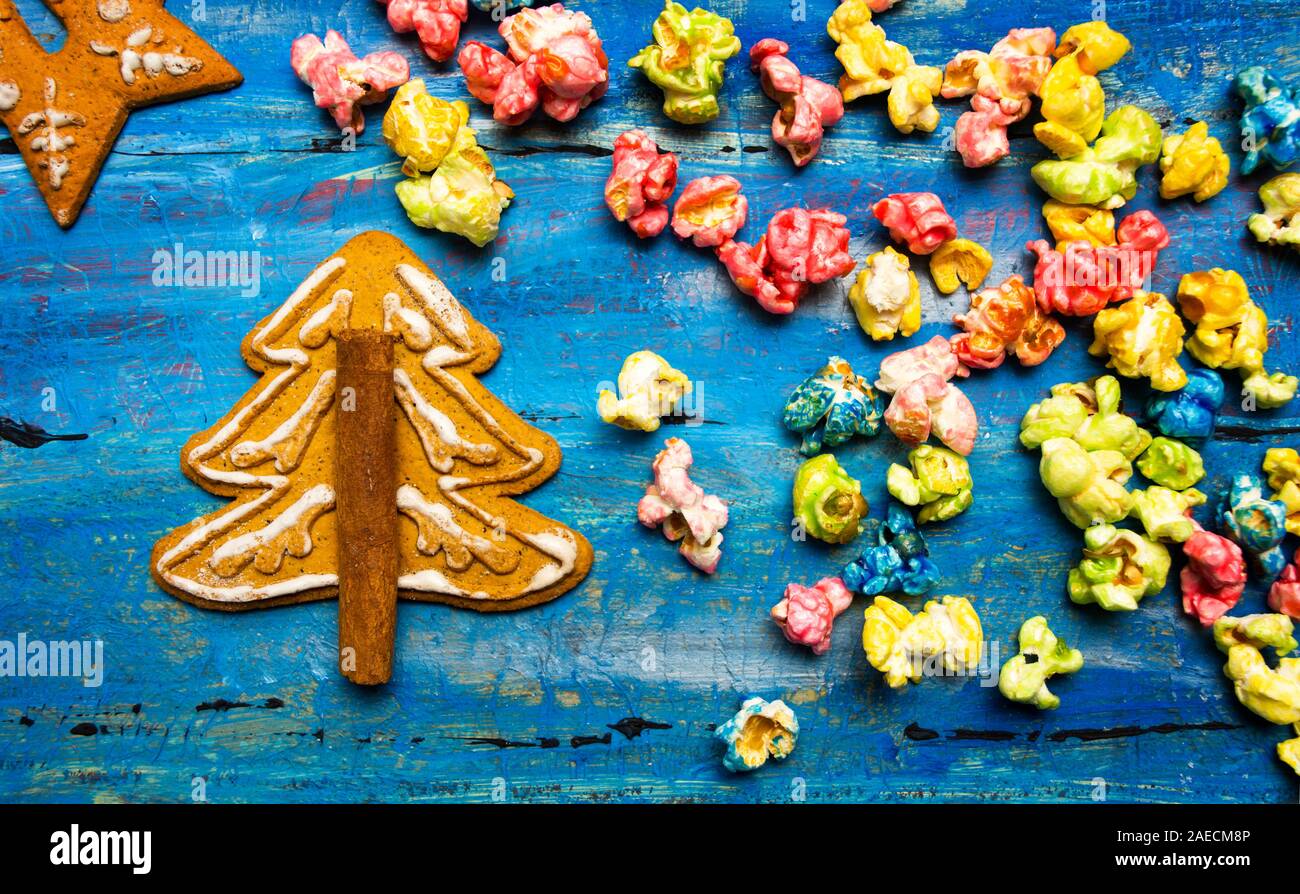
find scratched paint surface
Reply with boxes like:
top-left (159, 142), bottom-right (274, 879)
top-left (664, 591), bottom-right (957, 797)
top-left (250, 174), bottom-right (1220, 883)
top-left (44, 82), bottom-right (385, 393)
top-left (0, 0), bottom-right (1298, 803)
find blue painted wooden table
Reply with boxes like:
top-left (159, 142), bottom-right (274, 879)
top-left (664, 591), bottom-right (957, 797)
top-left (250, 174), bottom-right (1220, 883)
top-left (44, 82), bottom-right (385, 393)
top-left (1, 0), bottom-right (1298, 804)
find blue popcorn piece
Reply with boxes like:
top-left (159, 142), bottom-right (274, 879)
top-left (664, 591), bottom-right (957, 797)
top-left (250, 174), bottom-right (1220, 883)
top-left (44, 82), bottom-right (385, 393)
top-left (1237, 67), bottom-right (1300, 174)
top-left (841, 502), bottom-right (939, 596)
top-left (1144, 367), bottom-right (1225, 442)
top-left (715, 697), bottom-right (798, 773)
top-left (783, 356), bottom-right (885, 456)
top-left (1220, 473), bottom-right (1289, 577)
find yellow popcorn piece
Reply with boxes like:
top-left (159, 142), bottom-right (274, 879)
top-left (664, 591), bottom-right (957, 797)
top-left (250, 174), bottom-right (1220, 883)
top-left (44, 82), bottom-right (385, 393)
top-left (1213, 614), bottom-right (1300, 725)
top-left (929, 237), bottom-right (993, 294)
top-left (887, 64), bottom-right (943, 134)
top-left (1177, 268), bottom-right (1297, 408)
top-left (1089, 291), bottom-right (1187, 392)
top-left (1279, 724), bottom-right (1300, 775)
top-left (827, 0), bottom-right (914, 101)
top-left (1055, 21), bottom-right (1131, 75)
top-left (1034, 51), bottom-right (1105, 158)
top-left (597, 351), bottom-right (693, 431)
top-left (382, 79), bottom-right (468, 177)
top-left (1159, 122), bottom-right (1230, 202)
top-left (1263, 448), bottom-right (1300, 535)
top-left (1041, 200), bottom-right (1116, 249)
top-left (862, 594), bottom-right (984, 689)
top-left (848, 247), bottom-right (921, 341)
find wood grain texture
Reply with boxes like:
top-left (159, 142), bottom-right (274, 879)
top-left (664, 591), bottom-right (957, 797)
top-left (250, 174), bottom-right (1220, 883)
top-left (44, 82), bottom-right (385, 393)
top-left (0, 0), bottom-right (1298, 803)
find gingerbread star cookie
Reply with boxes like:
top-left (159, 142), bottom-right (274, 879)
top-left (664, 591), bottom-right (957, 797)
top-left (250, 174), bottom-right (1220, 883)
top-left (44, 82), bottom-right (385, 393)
top-left (0, 0), bottom-right (242, 227)
top-left (152, 232), bottom-right (593, 684)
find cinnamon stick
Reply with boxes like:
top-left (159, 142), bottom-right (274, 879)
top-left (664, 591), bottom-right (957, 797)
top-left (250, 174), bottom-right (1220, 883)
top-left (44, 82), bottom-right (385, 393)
top-left (334, 329), bottom-right (397, 685)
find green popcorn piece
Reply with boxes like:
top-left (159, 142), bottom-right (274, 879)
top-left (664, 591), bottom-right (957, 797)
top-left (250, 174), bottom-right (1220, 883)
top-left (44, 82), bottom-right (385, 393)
top-left (1039, 437), bottom-right (1133, 528)
top-left (1128, 485), bottom-right (1207, 542)
top-left (1242, 368), bottom-right (1299, 410)
top-left (1020, 381), bottom-right (1094, 449)
top-left (1093, 105), bottom-right (1163, 168)
top-left (1136, 436), bottom-right (1205, 490)
top-left (628, 1), bottom-right (741, 125)
top-left (1072, 376), bottom-right (1152, 460)
top-left (1032, 151), bottom-right (1128, 207)
top-left (999, 616), bottom-right (1084, 710)
top-left (1214, 613), bottom-right (1298, 656)
top-left (1067, 523), bottom-right (1171, 611)
top-left (886, 444), bottom-right (974, 524)
top-left (793, 453), bottom-right (868, 544)
top-left (1032, 105), bottom-right (1162, 209)
top-left (395, 127), bottom-right (513, 248)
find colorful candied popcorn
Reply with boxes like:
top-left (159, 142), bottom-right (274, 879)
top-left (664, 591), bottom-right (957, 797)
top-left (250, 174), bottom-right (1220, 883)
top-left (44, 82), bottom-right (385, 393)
top-left (1177, 268), bottom-right (1297, 409)
top-left (886, 444), bottom-right (973, 525)
top-left (998, 616), bottom-right (1084, 709)
top-left (290, 30), bottom-right (410, 134)
top-left (636, 437), bottom-right (729, 573)
top-left (716, 207), bottom-right (855, 314)
top-left (458, 3), bottom-right (609, 125)
top-left (1026, 209), bottom-right (1169, 316)
top-left (716, 697), bottom-right (798, 772)
top-left (596, 351), bottom-right (692, 432)
top-left (771, 577), bottom-right (854, 654)
top-left (1031, 105), bottom-right (1163, 208)
top-left (793, 454), bottom-right (868, 545)
top-left (848, 247), bottom-right (921, 342)
top-left (862, 595), bottom-right (983, 689)
top-left (604, 130), bottom-right (679, 239)
top-left (750, 38), bottom-right (845, 165)
top-left (876, 336), bottom-right (977, 455)
top-left (783, 357), bottom-right (885, 456)
top-left (628, 1), bottom-right (741, 124)
top-left (841, 502), bottom-right (940, 597)
top-left (1068, 524), bottom-right (1170, 612)
top-left (950, 274), bottom-right (1065, 369)
top-left (1089, 290), bottom-right (1187, 392)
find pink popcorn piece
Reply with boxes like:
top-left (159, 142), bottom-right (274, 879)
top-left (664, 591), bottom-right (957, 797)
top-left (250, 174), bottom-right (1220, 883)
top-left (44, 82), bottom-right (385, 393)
top-left (672, 176), bottom-right (748, 248)
top-left (637, 438), bottom-right (729, 573)
top-left (771, 577), bottom-right (854, 655)
top-left (875, 334), bottom-right (969, 393)
top-left (1180, 524), bottom-right (1247, 626)
top-left (376, 0), bottom-right (469, 63)
top-left (750, 38), bottom-right (844, 167)
top-left (884, 374), bottom-right (977, 455)
top-left (943, 27), bottom-right (1056, 167)
top-left (875, 336), bottom-right (976, 455)
top-left (606, 130), bottom-right (679, 239)
top-left (1027, 210), bottom-right (1170, 316)
top-left (954, 94), bottom-right (1020, 168)
top-left (458, 3), bottom-right (609, 126)
top-left (290, 30), bottom-right (411, 134)
top-left (1270, 550), bottom-right (1300, 619)
top-left (716, 207), bottom-right (855, 315)
top-left (872, 193), bottom-right (958, 255)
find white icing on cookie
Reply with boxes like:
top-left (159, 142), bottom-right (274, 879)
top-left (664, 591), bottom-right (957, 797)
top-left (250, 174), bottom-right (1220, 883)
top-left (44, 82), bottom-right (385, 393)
top-left (230, 370), bottom-right (336, 473)
top-left (90, 26), bottom-right (203, 85)
top-left (393, 368), bottom-right (497, 473)
top-left (16, 79), bottom-right (85, 189)
top-left (397, 484), bottom-right (519, 574)
top-left (209, 484), bottom-right (336, 577)
top-left (396, 263), bottom-right (471, 350)
top-left (98, 0), bottom-right (131, 22)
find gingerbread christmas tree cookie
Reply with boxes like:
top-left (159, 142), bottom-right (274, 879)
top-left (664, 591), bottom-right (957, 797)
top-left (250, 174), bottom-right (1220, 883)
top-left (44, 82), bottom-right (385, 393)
top-left (0, 0), bottom-right (242, 227)
top-left (152, 232), bottom-right (593, 684)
